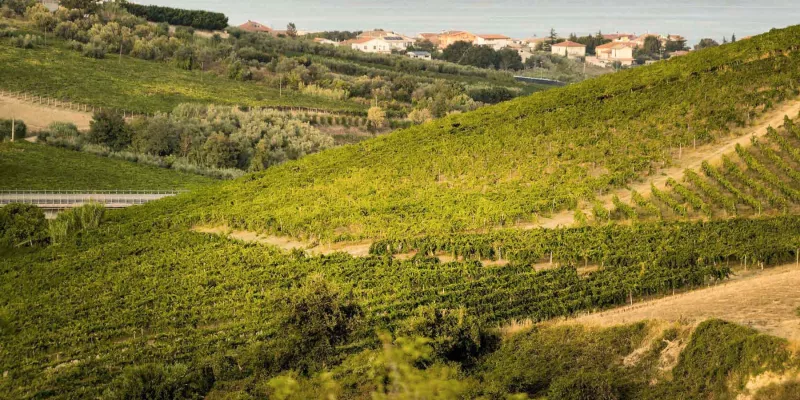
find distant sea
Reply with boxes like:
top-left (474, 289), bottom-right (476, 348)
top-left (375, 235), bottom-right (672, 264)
top-left (143, 0), bottom-right (800, 45)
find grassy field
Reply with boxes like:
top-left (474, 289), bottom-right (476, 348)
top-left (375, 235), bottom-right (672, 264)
top-left (0, 141), bottom-right (212, 189)
top-left (0, 38), bottom-right (367, 114)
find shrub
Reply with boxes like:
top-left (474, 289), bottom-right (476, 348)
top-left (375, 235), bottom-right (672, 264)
top-left (0, 203), bottom-right (47, 247)
top-left (88, 109), bottom-right (130, 151)
top-left (11, 34), bottom-right (41, 49)
top-left (397, 305), bottom-right (499, 368)
top-left (48, 203), bottom-right (104, 245)
top-left (0, 119), bottom-right (27, 140)
top-left (103, 363), bottom-right (215, 400)
top-left (548, 371), bottom-right (621, 400)
top-left (82, 41), bottom-right (107, 59)
top-left (248, 274), bottom-right (363, 375)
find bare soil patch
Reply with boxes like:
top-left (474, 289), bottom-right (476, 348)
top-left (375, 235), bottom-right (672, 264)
top-left (0, 94), bottom-right (93, 132)
top-left (568, 263), bottom-right (800, 341)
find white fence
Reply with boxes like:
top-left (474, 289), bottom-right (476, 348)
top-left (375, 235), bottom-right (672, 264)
top-left (0, 190), bottom-right (186, 209)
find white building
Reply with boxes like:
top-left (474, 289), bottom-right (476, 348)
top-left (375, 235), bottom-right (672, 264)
top-left (551, 41), bottom-right (587, 58)
top-left (594, 42), bottom-right (635, 66)
top-left (383, 35), bottom-right (415, 51)
top-left (474, 34), bottom-right (512, 50)
top-left (350, 37), bottom-right (391, 54)
top-left (407, 51), bottom-right (432, 60)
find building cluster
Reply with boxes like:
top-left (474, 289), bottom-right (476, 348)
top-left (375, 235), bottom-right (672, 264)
top-left (237, 20), bottom-right (688, 67)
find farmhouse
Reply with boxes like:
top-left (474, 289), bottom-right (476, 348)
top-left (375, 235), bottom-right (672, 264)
top-left (350, 37), bottom-right (391, 54)
top-left (594, 41), bottom-right (635, 66)
top-left (475, 34), bottom-right (512, 50)
top-left (551, 41), bottom-right (586, 58)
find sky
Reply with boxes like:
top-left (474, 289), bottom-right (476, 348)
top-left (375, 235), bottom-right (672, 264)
top-left (143, 0), bottom-right (800, 45)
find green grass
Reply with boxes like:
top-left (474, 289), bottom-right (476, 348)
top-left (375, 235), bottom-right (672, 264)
top-left (0, 38), bottom-right (367, 114)
top-left (0, 141), bottom-right (212, 189)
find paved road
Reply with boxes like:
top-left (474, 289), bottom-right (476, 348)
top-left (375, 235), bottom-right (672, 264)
top-left (0, 191), bottom-right (182, 209)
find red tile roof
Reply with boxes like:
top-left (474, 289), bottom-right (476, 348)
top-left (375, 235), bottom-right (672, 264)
top-left (552, 40), bottom-right (585, 48)
top-left (477, 34), bottom-right (510, 40)
top-left (238, 20), bottom-right (272, 33)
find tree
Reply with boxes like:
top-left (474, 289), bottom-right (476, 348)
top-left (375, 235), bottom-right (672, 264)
top-left (496, 48), bottom-right (523, 70)
top-left (0, 204), bottom-right (47, 247)
top-left (643, 36), bottom-right (661, 55)
top-left (459, 45), bottom-right (497, 69)
top-left (250, 275), bottom-right (363, 375)
top-left (547, 28), bottom-right (558, 51)
top-left (441, 41), bottom-right (472, 63)
top-left (88, 109), bottom-right (130, 151)
top-left (407, 108), bottom-right (433, 124)
top-left (731, 33), bottom-right (737, 42)
top-left (201, 133), bottom-right (238, 168)
top-left (694, 38), bottom-right (720, 51)
top-left (665, 36), bottom-right (688, 52)
top-left (286, 22), bottom-right (297, 38)
top-left (367, 106), bottom-right (387, 132)
top-left (410, 39), bottom-right (436, 53)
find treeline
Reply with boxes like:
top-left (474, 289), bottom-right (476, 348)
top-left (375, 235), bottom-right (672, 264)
top-left (120, 2), bottom-right (228, 31)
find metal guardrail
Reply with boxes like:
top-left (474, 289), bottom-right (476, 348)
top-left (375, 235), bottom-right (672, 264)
top-left (0, 190), bottom-right (187, 209)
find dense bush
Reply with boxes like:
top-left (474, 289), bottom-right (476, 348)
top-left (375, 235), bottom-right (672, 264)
top-left (0, 118), bottom-right (26, 140)
top-left (121, 3), bottom-right (228, 31)
top-left (104, 363), bottom-right (215, 400)
top-left (0, 203), bottom-right (47, 247)
top-left (48, 202), bottom-right (105, 245)
top-left (88, 109), bottom-right (130, 151)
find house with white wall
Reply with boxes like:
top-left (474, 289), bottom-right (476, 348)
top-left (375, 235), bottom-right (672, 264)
top-left (350, 37), bottom-right (392, 54)
top-left (551, 41), bottom-right (586, 58)
top-left (474, 34), bottom-right (512, 50)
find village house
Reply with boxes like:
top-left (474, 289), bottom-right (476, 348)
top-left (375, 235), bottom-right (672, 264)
top-left (238, 20), bottom-right (273, 34)
top-left (593, 41), bottom-right (635, 66)
top-left (508, 43), bottom-right (534, 63)
top-left (383, 35), bottom-right (415, 51)
top-left (551, 41), bottom-right (587, 58)
top-left (407, 51), bottom-right (432, 60)
top-left (437, 31), bottom-right (477, 49)
top-left (523, 37), bottom-right (547, 49)
top-left (474, 34), bottom-right (512, 50)
top-left (349, 37), bottom-right (391, 54)
top-left (417, 33), bottom-right (441, 47)
top-left (603, 33), bottom-right (636, 42)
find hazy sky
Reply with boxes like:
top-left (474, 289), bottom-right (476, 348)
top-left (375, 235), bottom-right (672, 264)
top-left (144, 0), bottom-right (800, 44)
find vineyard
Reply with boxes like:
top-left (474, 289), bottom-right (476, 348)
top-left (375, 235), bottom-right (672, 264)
top-left (4, 16), bottom-right (800, 400)
top-left (168, 25), bottom-right (800, 241)
top-left (605, 116), bottom-right (800, 222)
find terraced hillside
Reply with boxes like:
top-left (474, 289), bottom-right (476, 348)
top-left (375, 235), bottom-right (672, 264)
top-left (615, 116), bottom-right (800, 221)
top-left (3, 24), bottom-right (800, 400)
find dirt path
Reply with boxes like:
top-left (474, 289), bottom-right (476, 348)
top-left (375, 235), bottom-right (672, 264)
top-left (0, 94), bottom-right (93, 132)
top-left (568, 263), bottom-right (800, 341)
top-left (193, 226), bottom-right (372, 257)
top-left (534, 99), bottom-right (800, 229)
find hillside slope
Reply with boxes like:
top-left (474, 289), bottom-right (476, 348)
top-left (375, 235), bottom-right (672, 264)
top-left (0, 142), bottom-right (212, 189)
top-left (174, 25), bottom-right (800, 241)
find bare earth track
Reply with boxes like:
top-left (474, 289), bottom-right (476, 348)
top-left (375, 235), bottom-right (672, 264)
top-left (569, 263), bottom-right (800, 341)
top-left (0, 94), bottom-right (93, 131)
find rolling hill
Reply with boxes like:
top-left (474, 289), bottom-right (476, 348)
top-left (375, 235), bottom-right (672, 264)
top-left (3, 23), bottom-right (800, 400)
top-left (168, 25), bottom-right (800, 241)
